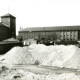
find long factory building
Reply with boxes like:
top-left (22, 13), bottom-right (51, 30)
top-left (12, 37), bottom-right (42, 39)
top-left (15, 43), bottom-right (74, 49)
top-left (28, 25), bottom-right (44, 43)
top-left (19, 26), bottom-right (80, 41)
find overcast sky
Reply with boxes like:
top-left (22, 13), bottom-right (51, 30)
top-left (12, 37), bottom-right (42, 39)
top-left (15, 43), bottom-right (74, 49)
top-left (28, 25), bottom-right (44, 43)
top-left (0, 0), bottom-right (80, 35)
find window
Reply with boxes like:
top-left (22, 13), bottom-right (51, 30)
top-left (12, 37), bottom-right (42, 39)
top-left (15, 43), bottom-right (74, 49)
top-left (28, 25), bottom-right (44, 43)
top-left (67, 39), bottom-right (69, 40)
top-left (70, 31), bottom-right (72, 34)
top-left (63, 38), bottom-right (65, 40)
top-left (74, 35), bottom-right (76, 38)
top-left (60, 35), bottom-right (62, 37)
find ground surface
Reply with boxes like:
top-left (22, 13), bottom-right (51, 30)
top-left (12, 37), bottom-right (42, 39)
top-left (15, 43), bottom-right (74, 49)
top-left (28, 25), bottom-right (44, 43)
top-left (0, 63), bottom-right (80, 80)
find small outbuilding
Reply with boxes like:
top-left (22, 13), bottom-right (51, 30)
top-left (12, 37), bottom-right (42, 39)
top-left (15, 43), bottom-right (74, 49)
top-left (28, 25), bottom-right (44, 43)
top-left (23, 39), bottom-right (37, 46)
top-left (0, 38), bottom-right (22, 54)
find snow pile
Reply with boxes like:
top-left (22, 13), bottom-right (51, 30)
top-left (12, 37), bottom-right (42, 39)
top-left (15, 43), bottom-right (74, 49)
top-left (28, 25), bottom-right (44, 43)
top-left (29, 44), bottom-right (80, 69)
top-left (29, 44), bottom-right (47, 50)
top-left (0, 44), bottom-right (80, 69)
top-left (63, 47), bottom-right (80, 69)
top-left (29, 44), bottom-right (50, 64)
top-left (0, 46), bottom-right (34, 64)
top-left (42, 45), bottom-right (80, 69)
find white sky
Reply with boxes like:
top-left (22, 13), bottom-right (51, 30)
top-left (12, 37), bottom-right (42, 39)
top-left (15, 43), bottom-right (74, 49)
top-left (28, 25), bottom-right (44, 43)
top-left (0, 0), bottom-right (80, 35)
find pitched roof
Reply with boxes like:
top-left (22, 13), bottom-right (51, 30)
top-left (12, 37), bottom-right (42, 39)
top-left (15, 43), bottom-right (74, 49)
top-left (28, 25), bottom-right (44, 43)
top-left (19, 25), bottom-right (80, 32)
top-left (3, 38), bottom-right (19, 42)
top-left (1, 13), bottom-right (15, 18)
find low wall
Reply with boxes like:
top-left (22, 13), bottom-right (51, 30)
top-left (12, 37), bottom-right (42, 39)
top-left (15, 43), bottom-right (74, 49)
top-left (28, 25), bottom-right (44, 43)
top-left (0, 42), bottom-right (23, 54)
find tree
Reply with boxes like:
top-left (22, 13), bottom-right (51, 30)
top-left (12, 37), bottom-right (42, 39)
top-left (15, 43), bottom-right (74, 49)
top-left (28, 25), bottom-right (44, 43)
top-left (18, 37), bottom-right (23, 42)
top-left (46, 32), bottom-right (57, 41)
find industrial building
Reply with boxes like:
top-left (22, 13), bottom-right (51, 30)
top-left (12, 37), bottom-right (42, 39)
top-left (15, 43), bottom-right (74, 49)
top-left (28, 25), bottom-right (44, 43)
top-left (19, 26), bottom-right (80, 42)
top-left (0, 13), bottom-right (23, 54)
top-left (0, 13), bottom-right (16, 41)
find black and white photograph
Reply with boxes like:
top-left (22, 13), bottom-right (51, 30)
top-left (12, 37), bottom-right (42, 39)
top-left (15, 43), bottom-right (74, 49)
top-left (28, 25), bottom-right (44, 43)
top-left (0, 0), bottom-right (80, 80)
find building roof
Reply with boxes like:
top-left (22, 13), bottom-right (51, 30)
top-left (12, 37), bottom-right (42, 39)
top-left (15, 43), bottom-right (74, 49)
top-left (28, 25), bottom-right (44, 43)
top-left (1, 13), bottom-right (15, 18)
top-left (3, 38), bottom-right (19, 42)
top-left (19, 26), bottom-right (80, 32)
top-left (0, 38), bottom-right (19, 44)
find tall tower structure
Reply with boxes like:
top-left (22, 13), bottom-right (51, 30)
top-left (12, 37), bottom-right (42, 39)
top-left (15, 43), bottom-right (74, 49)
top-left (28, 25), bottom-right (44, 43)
top-left (1, 13), bottom-right (16, 38)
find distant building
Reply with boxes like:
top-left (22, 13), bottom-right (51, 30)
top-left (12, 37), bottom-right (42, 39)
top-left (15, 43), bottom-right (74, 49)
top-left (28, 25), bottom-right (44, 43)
top-left (19, 26), bottom-right (80, 42)
top-left (0, 13), bottom-right (16, 41)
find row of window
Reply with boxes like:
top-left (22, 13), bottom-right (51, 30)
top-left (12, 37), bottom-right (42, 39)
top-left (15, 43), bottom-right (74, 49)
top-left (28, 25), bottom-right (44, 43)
top-left (60, 35), bottom-right (78, 40)
top-left (60, 34), bottom-right (77, 37)
top-left (20, 31), bottom-right (77, 36)
top-left (19, 31), bottom-right (78, 40)
top-left (62, 38), bottom-right (77, 40)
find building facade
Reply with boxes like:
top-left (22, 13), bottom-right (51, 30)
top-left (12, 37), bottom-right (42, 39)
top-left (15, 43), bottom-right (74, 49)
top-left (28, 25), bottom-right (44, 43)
top-left (0, 13), bottom-right (16, 41)
top-left (19, 26), bottom-right (80, 41)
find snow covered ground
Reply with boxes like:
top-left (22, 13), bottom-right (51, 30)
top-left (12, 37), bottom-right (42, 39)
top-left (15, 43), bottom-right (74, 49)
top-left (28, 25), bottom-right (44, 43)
top-left (0, 44), bottom-right (80, 80)
top-left (0, 64), bottom-right (80, 80)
